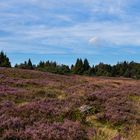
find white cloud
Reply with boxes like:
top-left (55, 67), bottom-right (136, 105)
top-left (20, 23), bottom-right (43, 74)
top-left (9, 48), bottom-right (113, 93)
top-left (0, 0), bottom-right (140, 55)
top-left (89, 37), bottom-right (99, 44)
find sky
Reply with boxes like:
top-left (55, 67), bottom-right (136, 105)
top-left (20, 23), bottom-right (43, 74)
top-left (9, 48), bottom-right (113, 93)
top-left (0, 0), bottom-right (140, 66)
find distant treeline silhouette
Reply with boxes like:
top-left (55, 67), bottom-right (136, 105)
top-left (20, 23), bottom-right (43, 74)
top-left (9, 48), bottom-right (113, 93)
top-left (0, 51), bottom-right (140, 79)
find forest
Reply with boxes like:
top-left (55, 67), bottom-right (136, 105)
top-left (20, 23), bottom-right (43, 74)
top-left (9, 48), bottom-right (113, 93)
top-left (1, 51), bottom-right (140, 79)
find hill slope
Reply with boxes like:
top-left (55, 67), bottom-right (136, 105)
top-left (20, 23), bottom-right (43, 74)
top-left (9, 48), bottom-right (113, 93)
top-left (0, 68), bottom-right (140, 140)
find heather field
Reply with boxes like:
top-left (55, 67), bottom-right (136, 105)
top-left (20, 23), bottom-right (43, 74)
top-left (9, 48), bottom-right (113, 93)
top-left (0, 68), bottom-right (140, 140)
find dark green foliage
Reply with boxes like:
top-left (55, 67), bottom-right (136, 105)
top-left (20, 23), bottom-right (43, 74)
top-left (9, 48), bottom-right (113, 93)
top-left (15, 59), bottom-right (34, 70)
top-left (95, 63), bottom-right (112, 76)
top-left (83, 59), bottom-right (90, 71)
top-left (89, 66), bottom-right (95, 76)
top-left (72, 58), bottom-right (84, 74)
top-left (15, 58), bottom-right (140, 78)
top-left (86, 61), bottom-right (140, 79)
top-left (0, 51), bottom-right (11, 67)
top-left (0, 49), bottom-right (138, 78)
top-left (112, 61), bottom-right (140, 79)
top-left (27, 59), bottom-right (33, 70)
top-left (72, 58), bottom-right (90, 75)
top-left (37, 61), bottom-right (70, 74)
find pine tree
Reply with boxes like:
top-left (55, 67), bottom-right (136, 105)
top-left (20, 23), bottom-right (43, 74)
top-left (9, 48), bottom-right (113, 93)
top-left (71, 64), bottom-right (74, 73)
top-left (27, 59), bottom-right (33, 70)
top-left (0, 51), bottom-right (11, 67)
top-left (73, 58), bottom-right (84, 74)
top-left (89, 65), bottom-right (95, 76)
top-left (39, 61), bottom-right (45, 68)
top-left (83, 59), bottom-right (90, 71)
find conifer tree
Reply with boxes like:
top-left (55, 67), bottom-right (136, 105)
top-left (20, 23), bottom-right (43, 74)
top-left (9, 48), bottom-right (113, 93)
top-left (0, 51), bottom-right (11, 67)
top-left (83, 58), bottom-right (90, 71)
top-left (73, 58), bottom-right (84, 74)
top-left (28, 59), bottom-right (33, 70)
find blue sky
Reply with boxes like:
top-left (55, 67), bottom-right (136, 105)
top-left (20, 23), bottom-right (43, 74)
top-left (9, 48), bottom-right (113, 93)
top-left (0, 0), bottom-right (140, 66)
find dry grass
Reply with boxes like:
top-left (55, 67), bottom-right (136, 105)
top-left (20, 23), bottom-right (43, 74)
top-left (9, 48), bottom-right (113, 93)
top-left (0, 68), bottom-right (140, 140)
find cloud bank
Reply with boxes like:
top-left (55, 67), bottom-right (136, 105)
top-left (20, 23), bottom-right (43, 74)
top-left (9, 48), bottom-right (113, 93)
top-left (0, 0), bottom-right (140, 56)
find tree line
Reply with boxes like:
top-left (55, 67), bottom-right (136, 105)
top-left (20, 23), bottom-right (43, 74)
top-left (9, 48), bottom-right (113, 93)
top-left (0, 51), bottom-right (140, 79)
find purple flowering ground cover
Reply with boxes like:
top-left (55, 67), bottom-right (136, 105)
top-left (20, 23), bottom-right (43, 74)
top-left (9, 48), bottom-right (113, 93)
top-left (0, 68), bottom-right (140, 140)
